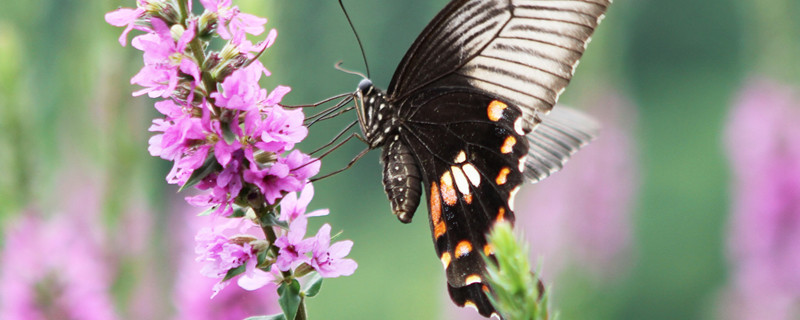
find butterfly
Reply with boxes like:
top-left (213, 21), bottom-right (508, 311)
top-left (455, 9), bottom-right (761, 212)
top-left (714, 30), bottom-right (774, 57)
top-left (346, 0), bottom-right (610, 317)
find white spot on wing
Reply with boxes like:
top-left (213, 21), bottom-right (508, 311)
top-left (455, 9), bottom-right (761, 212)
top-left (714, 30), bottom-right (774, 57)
top-left (454, 150), bottom-right (467, 164)
top-left (451, 166), bottom-right (471, 196)
top-left (462, 163), bottom-right (481, 187)
top-left (508, 186), bottom-right (520, 211)
top-left (514, 117), bottom-right (525, 135)
top-left (518, 155), bottom-right (527, 173)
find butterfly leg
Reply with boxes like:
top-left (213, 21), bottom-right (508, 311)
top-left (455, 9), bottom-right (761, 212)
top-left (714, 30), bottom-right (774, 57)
top-left (282, 92), bottom-right (351, 109)
top-left (310, 146), bottom-right (370, 182)
top-left (309, 120), bottom-right (358, 155)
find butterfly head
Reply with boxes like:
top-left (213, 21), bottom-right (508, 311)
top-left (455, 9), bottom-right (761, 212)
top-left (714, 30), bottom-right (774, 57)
top-left (355, 79), bottom-right (395, 149)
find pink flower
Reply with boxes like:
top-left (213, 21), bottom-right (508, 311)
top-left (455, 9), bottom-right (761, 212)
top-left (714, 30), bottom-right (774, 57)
top-left (200, 0), bottom-right (267, 44)
top-left (104, 1), bottom-right (150, 46)
top-left (257, 105), bottom-right (308, 153)
top-left (211, 63), bottom-right (266, 111)
top-left (147, 100), bottom-right (206, 161)
top-left (243, 150), bottom-right (318, 205)
top-left (173, 204), bottom-right (281, 320)
top-left (719, 78), bottom-right (800, 320)
top-left (274, 217), bottom-right (316, 271)
top-left (309, 224), bottom-right (357, 278)
top-left (130, 18), bottom-right (200, 98)
top-left (279, 183), bottom-right (329, 222)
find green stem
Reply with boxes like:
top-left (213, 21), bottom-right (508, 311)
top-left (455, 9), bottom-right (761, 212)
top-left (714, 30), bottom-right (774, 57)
top-left (253, 205), bottom-right (307, 320)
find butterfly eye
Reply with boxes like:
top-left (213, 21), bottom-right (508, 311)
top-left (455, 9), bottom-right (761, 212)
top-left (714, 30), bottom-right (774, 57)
top-left (357, 78), bottom-right (373, 95)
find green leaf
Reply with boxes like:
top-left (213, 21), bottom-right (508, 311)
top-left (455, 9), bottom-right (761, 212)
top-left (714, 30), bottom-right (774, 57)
top-left (259, 211), bottom-right (289, 229)
top-left (230, 206), bottom-right (248, 218)
top-left (196, 206), bottom-right (218, 216)
top-left (179, 154), bottom-right (221, 192)
top-left (303, 272), bottom-right (324, 297)
top-left (257, 248), bottom-right (268, 266)
top-left (222, 264), bottom-right (246, 282)
top-left (244, 314), bottom-right (286, 320)
top-left (278, 280), bottom-right (302, 320)
top-left (221, 120), bottom-right (237, 144)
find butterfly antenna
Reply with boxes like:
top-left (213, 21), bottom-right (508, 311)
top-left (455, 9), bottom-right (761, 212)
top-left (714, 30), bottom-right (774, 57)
top-left (338, 0), bottom-right (371, 79)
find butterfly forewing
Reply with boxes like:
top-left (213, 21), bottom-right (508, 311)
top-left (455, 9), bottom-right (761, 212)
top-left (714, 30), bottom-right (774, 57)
top-left (388, 0), bottom-right (611, 131)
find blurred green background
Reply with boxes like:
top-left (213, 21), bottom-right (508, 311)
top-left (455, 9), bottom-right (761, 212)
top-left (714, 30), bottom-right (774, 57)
top-left (0, 0), bottom-right (797, 319)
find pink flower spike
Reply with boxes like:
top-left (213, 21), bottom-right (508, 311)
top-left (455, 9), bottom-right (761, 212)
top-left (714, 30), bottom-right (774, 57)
top-left (310, 224), bottom-right (357, 278)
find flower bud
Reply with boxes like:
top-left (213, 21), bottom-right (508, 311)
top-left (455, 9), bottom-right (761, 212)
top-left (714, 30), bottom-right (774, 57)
top-left (170, 24), bottom-right (186, 42)
top-left (198, 11), bottom-right (219, 40)
top-left (145, 1), bottom-right (180, 25)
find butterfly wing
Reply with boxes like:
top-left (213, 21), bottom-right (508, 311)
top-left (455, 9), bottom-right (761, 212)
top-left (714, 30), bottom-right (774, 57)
top-left (388, 0), bottom-right (610, 132)
top-left (397, 89), bottom-right (528, 317)
top-left (382, 0), bottom-right (611, 317)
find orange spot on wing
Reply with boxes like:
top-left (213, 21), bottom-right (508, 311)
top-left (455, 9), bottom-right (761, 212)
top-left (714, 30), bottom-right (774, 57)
top-left (463, 193), bottom-right (473, 204)
top-left (440, 171), bottom-right (457, 206)
top-left (501, 136), bottom-right (516, 154)
top-left (496, 167), bottom-right (511, 185)
top-left (431, 182), bottom-right (441, 223)
top-left (440, 252), bottom-right (452, 269)
top-left (465, 274), bottom-right (482, 285)
top-left (431, 182), bottom-right (447, 239)
top-left (456, 240), bottom-right (473, 258)
top-left (487, 100), bottom-right (507, 121)
top-left (434, 219), bottom-right (447, 239)
top-left (483, 244), bottom-right (495, 256)
top-left (497, 207), bottom-right (506, 223)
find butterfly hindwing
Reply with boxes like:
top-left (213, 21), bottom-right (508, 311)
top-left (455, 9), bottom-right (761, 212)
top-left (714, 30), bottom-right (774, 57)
top-left (398, 90), bottom-right (528, 317)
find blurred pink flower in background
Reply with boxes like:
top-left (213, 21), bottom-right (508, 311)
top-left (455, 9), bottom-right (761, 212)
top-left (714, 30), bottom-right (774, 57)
top-left (446, 89), bottom-right (639, 319)
top-left (0, 211), bottom-right (120, 320)
top-left (520, 90), bottom-right (637, 280)
top-left (172, 201), bottom-right (280, 320)
top-left (719, 78), bottom-right (800, 320)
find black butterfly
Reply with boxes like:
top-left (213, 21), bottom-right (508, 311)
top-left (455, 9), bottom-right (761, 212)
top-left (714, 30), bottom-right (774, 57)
top-left (345, 0), bottom-right (610, 317)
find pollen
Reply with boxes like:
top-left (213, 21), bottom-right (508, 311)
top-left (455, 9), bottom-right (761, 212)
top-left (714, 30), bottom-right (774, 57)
top-left (488, 100), bottom-right (507, 121)
top-left (465, 274), bottom-right (482, 285)
top-left (455, 240), bottom-right (473, 258)
top-left (496, 167), bottom-right (511, 185)
top-left (440, 171), bottom-right (458, 206)
top-left (501, 136), bottom-right (516, 154)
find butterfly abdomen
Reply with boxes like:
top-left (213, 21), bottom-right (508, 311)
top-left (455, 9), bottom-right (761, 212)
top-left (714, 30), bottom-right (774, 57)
top-left (381, 135), bottom-right (422, 224)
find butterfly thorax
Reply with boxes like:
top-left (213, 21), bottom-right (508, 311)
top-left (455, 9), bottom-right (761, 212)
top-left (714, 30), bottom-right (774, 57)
top-left (355, 79), bottom-right (398, 149)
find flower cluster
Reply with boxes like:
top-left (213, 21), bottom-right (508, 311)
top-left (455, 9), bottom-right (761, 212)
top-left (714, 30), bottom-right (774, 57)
top-left (721, 79), bottom-right (800, 320)
top-left (105, 0), bottom-right (356, 308)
